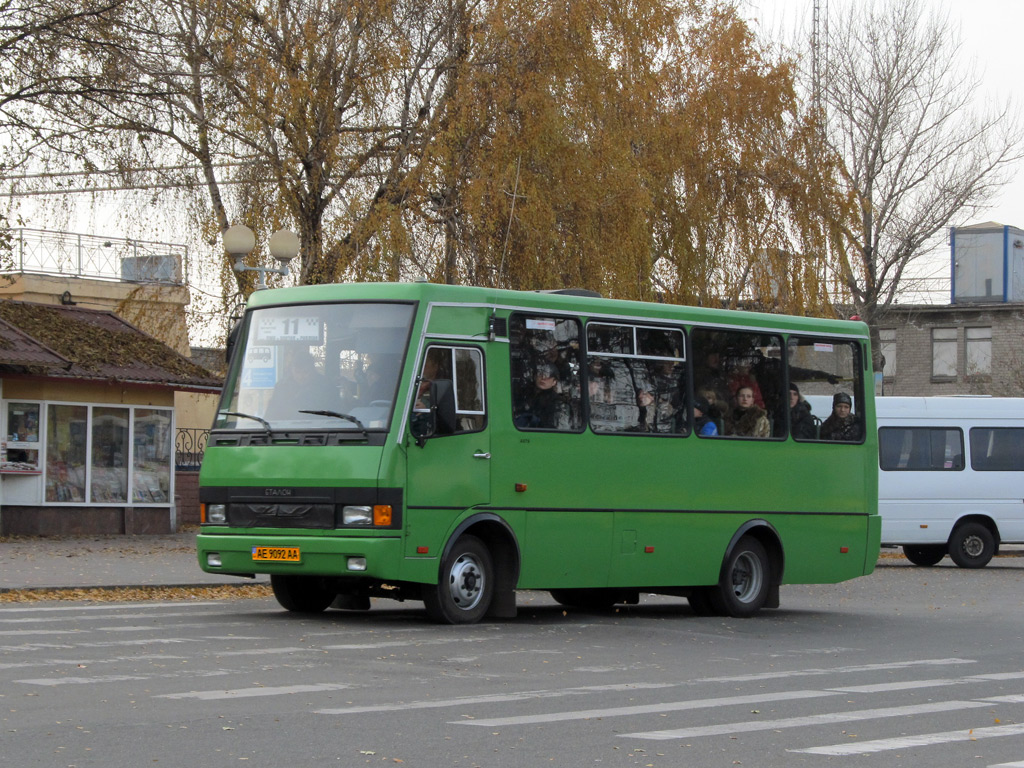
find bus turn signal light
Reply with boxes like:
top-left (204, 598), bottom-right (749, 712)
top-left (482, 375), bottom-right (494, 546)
top-left (515, 483), bottom-right (527, 493)
top-left (374, 505), bottom-right (393, 526)
top-left (840, 546), bottom-right (849, 554)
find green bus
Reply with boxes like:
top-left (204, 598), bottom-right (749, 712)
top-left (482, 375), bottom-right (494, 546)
top-left (197, 282), bottom-right (880, 623)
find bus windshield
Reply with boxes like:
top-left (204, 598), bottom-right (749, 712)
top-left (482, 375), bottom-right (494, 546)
top-left (215, 302), bottom-right (415, 432)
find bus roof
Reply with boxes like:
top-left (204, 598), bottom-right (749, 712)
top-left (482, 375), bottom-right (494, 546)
top-left (246, 282), bottom-right (869, 338)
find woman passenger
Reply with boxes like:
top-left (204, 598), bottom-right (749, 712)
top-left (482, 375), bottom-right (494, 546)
top-left (725, 385), bottom-right (771, 438)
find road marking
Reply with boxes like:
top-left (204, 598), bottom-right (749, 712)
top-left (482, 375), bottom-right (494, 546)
top-left (989, 761), bottom-right (1024, 767)
top-left (0, 653), bottom-right (188, 671)
top-left (452, 677), bottom-right (992, 728)
top-left (455, 689), bottom-right (834, 727)
top-left (791, 722), bottom-right (1024, 756)
top-left (622, 700), bottom-right (990, 740)
top-left (318, 683), bottom-right (675, 715)
top-left (321, 637), bottom-right (488, 650)
top-left (0, 629), bottom-right (84, 636)
top-left (17, 674), bottom-right (150, 686)
top-left (695, 658), bottom-right (973, 684)
top-left (157, 683), bottom-right (354, 700)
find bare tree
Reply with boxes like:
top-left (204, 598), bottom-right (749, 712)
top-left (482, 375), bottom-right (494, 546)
top-left (822, 0), bottom-right (1023, 359)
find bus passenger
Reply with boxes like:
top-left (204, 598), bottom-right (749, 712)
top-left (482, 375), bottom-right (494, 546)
top-left (788, 383), bottom-right (817, 440)
top-left (820, 392), bottom-right (862, 441)
top-left (514, 363), bottom-right (569, 429)
top-left (725, 385), bottom-right (770, 438)
top-left (693, 395), bottom-right (719, 436)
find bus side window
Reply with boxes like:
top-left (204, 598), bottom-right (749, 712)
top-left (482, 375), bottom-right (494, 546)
top-left (586, 323), bottom-right (686, 435)
top-left (510, 315), bottom-right (584, 432)
top-left (693, 328), bottom-right (783, 439)
top-left (787, 336), bottom-right (865, 443)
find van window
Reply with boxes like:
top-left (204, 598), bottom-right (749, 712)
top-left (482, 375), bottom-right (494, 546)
top-left (879, 427), bottom-right (964, 471)
top-left (970, 428), bottom-right (1024, 471)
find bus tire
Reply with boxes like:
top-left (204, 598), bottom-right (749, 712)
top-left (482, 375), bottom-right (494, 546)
top-left (948, 523), bottom-right (995, 569)
top-left (424, 535), bottom-right (493, 624)
top-left (270, 575), bottom-right (336, 613)
top-left (710, 536), bottom-right (769, 618)
top-left (903, 544), bottom-right (946, 567)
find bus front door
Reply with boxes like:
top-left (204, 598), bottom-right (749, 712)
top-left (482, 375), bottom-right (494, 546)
top-left (405, 426), bottom-right (491, 512)
top-left (405, 344), bottom-right (491, 519)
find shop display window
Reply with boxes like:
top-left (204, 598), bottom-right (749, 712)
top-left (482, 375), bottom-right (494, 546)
top-left (3, 401), bottom-right (41, 472)
top-left (132, 409), bottom-right (172, 503)
top-left (46, 404), bottom-right (88, 502)
top-left (91, 407), bottom-right (129, 503)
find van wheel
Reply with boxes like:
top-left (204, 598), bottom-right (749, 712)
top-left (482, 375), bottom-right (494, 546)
top-left (270, 575), bottom-right (336, 613)
top-left (948, 523), bottom-right (996, 569)
top-left (710, 536), bottom-right (770, 618)
top-left (424, 535), bottom-right (493, 624)
top-left (903, 544), bottom-right (946, 567)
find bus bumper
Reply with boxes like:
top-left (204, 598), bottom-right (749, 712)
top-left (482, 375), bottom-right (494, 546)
top-left (196, 531), bottom-right (405, 581)
top-left (865, 515), bottom-right (882, 575)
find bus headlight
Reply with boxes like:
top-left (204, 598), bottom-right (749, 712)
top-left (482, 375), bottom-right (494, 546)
top-left (347, 557), bottom-right (367, 571)
top-left (343, 506), bottom-right (373, 525)
top-left (206, 504), bottom-right (227, 524)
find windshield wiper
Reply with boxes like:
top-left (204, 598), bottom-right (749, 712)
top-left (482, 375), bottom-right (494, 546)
top-left (219, 410), bottom-right (273, 436)
top-left (299, 410), bottom-right (369, 434)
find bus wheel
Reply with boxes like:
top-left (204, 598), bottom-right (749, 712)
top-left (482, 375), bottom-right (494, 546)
top-left (948, 523), bottom-right (995, 569)
top-left (710, 536), bottom-right (769, 618)
top-left (903, 544), bottom-right (946, 567)
top-left (270, 575), bottom-right (336, 613)
top-left (424, 535), bottom-right (493, 624)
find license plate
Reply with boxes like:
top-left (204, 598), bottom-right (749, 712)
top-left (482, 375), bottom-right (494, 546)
top-left (252, 546), bottom-right (301, 562)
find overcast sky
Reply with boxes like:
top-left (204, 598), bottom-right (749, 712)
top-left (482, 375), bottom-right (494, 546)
top-left (742, 0), bottom-right (1024, 232)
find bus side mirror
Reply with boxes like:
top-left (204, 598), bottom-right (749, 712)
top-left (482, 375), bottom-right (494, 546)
top-left (411, 379), bottom-right (457, 447)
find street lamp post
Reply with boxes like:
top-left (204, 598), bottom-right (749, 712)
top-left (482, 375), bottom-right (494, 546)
top-left (222, 224), bottom-right (299, 290)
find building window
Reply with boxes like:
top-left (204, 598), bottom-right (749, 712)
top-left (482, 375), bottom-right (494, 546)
top-left (37, 402), bottom-right (173, 505)
top-left (965, 327), bottom-right (992, 377)
top-left (931, 328), bottom-right (958, 378)
top-left (132, 409), bottom-right (173, 503)
top-left (46, 405), bottom-right (88, 502)
top-left (879, 329), bottom-right (897, 379)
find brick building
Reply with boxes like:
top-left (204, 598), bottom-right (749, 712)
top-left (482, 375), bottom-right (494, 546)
top-left (878, 223), bottom-right (1024, 398)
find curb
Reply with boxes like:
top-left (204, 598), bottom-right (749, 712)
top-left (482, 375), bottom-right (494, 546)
top-left (0, 581), bottom-right (270, 596)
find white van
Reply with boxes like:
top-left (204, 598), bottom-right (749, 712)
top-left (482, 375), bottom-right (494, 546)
top-left (876, 396), bottom-right (1024, 568)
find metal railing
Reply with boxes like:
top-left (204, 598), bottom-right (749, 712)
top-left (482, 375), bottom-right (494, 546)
top-left (3, 228), bottom-right (188, 286)
top-left (175, 428), bottom-right (209, 471)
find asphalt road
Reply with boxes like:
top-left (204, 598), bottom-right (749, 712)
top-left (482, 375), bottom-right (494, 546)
top-left (2, 554), bottom-right (1024, 768)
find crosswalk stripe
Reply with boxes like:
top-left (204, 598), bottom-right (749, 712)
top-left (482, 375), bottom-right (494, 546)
top-left (791, 722), bottom-right (1024, 756)
top-left (621, 700), bottom-right (990, 740)
top-left (157, 683), bottom-right (354, 700)
top-left (454, 689), bottom-right (833, 727)
top-left (451, 677), bottom-right (991, 728)
top-left (317, 683), bottom-right (674, 716)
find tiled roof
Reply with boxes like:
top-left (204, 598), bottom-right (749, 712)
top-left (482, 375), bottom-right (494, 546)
top-left (0, 317), bottom-right (72, 369)
top-left (0, 300), bottom-right (222, 391)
